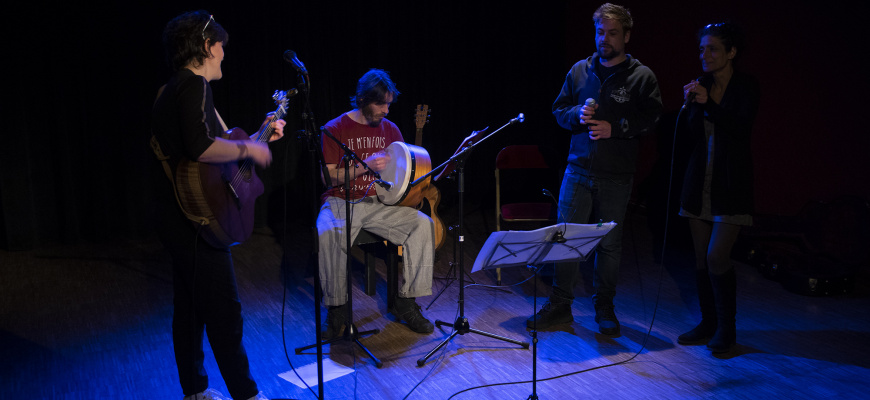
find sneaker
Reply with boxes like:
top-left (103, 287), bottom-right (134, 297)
top-left (390, 297), bottom-right (434, 333)
top-left (323, 304), bottom-right (348, 339)
top-left (183, 388), bottom-right (230, 400)
top-left (526, 301), bottom-right (573, 329)
top-left (594, 303), bottom-right (620, 336)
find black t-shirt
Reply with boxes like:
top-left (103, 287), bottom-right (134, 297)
top-left (594, 57), bottom-right (630, 82)
top-left (150, 69), bottom-right (221, 238)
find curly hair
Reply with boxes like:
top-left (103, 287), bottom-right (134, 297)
top-left (162, 10), bottom-right (229, 71)
top-left (350, 69), bottom-right (401, 109)
top-left (593, 3), bottom-right (633, 33)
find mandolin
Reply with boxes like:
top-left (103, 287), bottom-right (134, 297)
top-left (414, 104), bottom-right (446, 250)
top-left (174, 90), bottom-right (290, 248)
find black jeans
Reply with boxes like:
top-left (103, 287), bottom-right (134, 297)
top-left (160, 222), bottom-right (258, 399)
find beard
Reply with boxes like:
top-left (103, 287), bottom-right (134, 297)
top-left (598, 44), bottom-right (617, 60)
top-left (361, 105), bottom-right (385, 127)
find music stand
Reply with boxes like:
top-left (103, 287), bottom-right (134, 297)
top-left (471, 222), bottom-right (616, 400)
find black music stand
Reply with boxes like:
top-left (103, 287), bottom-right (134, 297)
top-left (416, 114), bottom-right (530, 367)
top-left (294, 127), bottom-right (387, 368)
top-left (471, 222), bottom-right (616, 399)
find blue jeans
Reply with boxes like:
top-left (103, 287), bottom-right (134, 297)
top-left (552, 164), bottom-right (633, 305)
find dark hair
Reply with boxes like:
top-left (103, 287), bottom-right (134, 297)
top-left (698, 22), bottom-right (745, 63)
top-left (350, 69), bottom-right (400, 109)
top-left (162, 10), bottom-right (229, 71)
top-left (593, 3), bottom-right (633, 33)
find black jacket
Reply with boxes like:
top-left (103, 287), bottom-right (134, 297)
top-left (553, 53), bottom-right (662, 179)
top-left (680, 71), bottom-right (761, 216)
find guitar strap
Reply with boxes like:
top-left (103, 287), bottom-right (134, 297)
top-left (149, 135), bottom-right (210, 226)
top-left (150, 85), bottom-right (210, 227)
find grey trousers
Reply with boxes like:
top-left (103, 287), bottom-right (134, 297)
top-left (317, 196), bottom-right (434, 306)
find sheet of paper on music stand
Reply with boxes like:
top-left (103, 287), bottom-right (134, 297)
top-left (471, 222), bottom-right (616, 273)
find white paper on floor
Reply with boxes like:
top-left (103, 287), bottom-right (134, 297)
top-left (279, 358), bottom-right (355, 388)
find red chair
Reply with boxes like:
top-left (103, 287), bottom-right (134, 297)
top-left (494, 145), bottom-right (559, 283)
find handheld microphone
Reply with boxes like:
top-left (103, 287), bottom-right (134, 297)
top-left (682, 92), bottom-right (696, 109)
top-left (282, 50), bottom-right (308, 75)
top-left (682, 76), bottom-right (705, 109)
top-left (583, 98), bottom-right (597, 131)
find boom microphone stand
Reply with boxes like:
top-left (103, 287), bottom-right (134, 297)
top-left (423, 129), bottom-right (487, 310)
top-left (416, 114), bottom-right (530, 367)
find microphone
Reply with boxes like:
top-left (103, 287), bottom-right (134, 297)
top-left (510, 113), bottom-right (525, 124)
top-left (682, 92), bottom-right (696, 109)
top-left (375, 180), bottom-right (393, 190)
top-left (682, 76), bottom-right (705, 109)
top-left (283, 50), bottom-right (308, 75)
top-left (542, 189), bottom-right (567, 244)
top-left (542, 188), bottom-right (561, 215)
top-left (583, 98), bottom-right (597, 131)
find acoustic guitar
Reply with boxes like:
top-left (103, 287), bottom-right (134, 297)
top-left (414, 104), bottom-right (446, 250)
top-left (175, 90), bottom-right (290, 248)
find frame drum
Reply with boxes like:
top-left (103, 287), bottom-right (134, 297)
top-left (375, 142), bottom-right (432, 207)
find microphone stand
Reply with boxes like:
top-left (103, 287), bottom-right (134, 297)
top-left (295, 127), bottom-right (384, 368)
top-left (291, 69), bottom-right (325, 398)
top-left (415, 114), bottom-right (530, 367)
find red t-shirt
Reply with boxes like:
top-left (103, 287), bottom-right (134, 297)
top-left (321, 113), bottom-right (404, 201)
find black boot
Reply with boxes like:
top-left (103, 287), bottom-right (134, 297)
top-left (707, 269), bottom-right (737, 353)
top-left (323, 304), bottom-right (348, 340)
top-left (526, 298), bottom-right (573, 329)
top-left (594, 297), bottom-right (620, 336)
top-left (390, 297), bottom-right (434, 334)
top-left (678, 269), bottom-right (718, 345)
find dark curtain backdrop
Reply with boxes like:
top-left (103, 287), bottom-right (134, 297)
top-left (3, 1), bottom-right (868, 250)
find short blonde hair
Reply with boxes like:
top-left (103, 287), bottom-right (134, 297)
top-left (593, 3), bottom-right (633, 33)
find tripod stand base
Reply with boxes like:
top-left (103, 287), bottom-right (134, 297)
top-left (295, 325), bottom-right (384, 368)
top-left (416, 316), bottom-right (529, 367)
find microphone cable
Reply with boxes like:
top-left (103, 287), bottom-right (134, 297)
top-left (276, 99), bottom-right (319, 399)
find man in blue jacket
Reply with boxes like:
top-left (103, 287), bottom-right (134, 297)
top-left (527, 3), bottom-right (662, 336)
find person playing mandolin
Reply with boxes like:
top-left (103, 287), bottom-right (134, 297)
top-left (317, 69), bottom-right (435, 337)
top-left (151, 10), bottom-right (285, 400)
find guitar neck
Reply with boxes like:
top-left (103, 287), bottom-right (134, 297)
top-left (255, 103), bottom-right (287, 144)
top-left (414, 104), bottom-right (429, 147)
top-left (415, 128), bottom-right (423, 147)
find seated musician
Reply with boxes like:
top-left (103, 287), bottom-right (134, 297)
top-left (317, 68), bottom-right (435, 337)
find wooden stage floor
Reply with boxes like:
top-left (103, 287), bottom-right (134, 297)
top-left (2, 205), bottom-right (869, 399)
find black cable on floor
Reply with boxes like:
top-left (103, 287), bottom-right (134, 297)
top-left (445, 107), bottom-right (688, 399)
